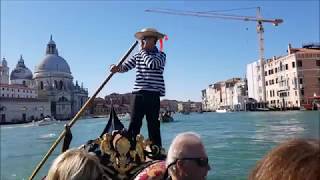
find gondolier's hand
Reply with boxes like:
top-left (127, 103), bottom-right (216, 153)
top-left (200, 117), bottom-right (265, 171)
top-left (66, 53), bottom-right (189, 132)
top-left (110, 64), bottom-right (120, 73)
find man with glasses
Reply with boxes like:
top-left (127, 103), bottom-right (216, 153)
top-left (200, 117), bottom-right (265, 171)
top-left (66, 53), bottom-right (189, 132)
top-left (110, 28), bottom-right (166, 152)
top-left (165, 132), bottom-right (211, 180)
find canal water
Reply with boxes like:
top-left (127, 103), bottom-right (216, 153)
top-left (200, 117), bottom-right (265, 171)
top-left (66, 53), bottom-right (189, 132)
top-left (1, 111), bottom-right (319, 180)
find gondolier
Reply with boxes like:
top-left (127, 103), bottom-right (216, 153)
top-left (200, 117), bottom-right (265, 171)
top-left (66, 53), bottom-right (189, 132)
top-left (110, 28), bottom-right (166, 148)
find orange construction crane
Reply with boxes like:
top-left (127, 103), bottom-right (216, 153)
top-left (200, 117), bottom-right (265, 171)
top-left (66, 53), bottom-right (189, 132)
top-left (145, 7), bottom-right (283, 102)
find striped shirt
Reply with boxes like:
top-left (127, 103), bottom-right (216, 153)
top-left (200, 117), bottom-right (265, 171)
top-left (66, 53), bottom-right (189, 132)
top-left (119, 47), bottom-right (166, 96)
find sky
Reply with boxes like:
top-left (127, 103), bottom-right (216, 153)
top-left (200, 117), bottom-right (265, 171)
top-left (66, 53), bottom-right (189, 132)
top-left (1, 0), bottom-right (319, 101)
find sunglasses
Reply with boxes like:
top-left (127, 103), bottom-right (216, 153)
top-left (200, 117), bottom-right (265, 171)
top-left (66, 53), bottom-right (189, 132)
top-left (164, 157), bottom-right (210, 178)
top-left (167, 157), bottom-right (210, 169)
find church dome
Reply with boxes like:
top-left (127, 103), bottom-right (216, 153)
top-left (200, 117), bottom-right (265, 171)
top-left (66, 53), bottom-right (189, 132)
top-left (34, 35), bottom-right (71, 75)
top-left (10, 55), bottom-right (33, 80)
top-left (36, 54), bottom-right (71, 73)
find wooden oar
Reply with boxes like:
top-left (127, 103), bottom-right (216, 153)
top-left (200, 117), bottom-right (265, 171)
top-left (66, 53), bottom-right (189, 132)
top-left (29, 40), bottom-right (138, 180)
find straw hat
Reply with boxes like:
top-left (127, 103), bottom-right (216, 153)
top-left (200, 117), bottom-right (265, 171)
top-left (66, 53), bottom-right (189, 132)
top-left (134, 28), bottom-right (165, 40)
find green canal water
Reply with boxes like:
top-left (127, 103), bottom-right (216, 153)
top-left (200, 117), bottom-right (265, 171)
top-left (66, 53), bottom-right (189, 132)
top-left (1, 111), bottom-right (319, 180)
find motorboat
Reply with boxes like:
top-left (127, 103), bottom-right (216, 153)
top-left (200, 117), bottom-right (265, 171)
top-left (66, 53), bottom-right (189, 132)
top-left (36, 117), bottom-right (56, 126)
top-left (302, 96), bottom-right (320, 110)
top-left (216, 109), bottom-right (228, 113)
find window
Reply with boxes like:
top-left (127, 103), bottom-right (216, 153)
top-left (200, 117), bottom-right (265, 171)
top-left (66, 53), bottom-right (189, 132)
top-left (272, 79), bottom-right (274, 84)
top-left (297, 60), bottom-right (302, 67)
top-left (301, 89), bottom-right (304, 95)
top-left (299, 78), bottom-right (303, 84)
top-left (292, 61), bottom-right (295, 68)
top-left (316, 60), bottom-right (320, 66)
top-left (265, 71), bottom-right (268, 76)
top-left (271, 69), bottom-right (274, 74)
top-left (266, 81), bottom-right (268, 86)
top-left (285, 64), bottom-right (288, 70)
top-left (276, 78), bottom-right (278, 83)
top-left (295, 91), bottom-right (297, 96)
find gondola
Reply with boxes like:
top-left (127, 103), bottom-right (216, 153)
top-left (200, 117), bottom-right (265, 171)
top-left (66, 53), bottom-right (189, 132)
top-left (63, 106), bottom-right (167, 180)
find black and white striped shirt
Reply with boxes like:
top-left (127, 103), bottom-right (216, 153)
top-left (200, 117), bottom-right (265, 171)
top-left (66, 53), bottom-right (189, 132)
top-left (119, 47), bottom-right (166, 96)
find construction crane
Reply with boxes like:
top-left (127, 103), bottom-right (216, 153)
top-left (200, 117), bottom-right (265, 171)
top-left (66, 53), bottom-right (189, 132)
top-left (145, 7), bottom-right (283, 102)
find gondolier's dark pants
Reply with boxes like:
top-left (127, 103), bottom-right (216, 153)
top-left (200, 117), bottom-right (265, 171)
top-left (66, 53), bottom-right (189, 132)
top-left (128, 90), bottom-right (162, 147)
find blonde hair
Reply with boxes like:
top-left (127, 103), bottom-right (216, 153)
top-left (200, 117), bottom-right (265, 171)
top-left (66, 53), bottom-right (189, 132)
top-left (249, 139), bottom-right (320, 180)
top-left (46, 149), bottom-right (104, 180)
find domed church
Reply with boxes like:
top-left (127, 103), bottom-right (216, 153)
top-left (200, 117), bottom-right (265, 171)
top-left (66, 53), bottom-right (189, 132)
top-left (33, 36), bottom-right (88, 120)
top-left (0, 36), bottom-right (88, 122)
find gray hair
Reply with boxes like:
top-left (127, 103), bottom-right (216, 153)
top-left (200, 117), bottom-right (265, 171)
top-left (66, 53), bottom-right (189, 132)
top-left (166, 132), bottom-right (202, 173)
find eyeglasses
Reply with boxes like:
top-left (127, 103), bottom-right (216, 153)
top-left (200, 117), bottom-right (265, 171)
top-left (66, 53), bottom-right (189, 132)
top-left (164, 157), bottom-right (210, 178)
top-left (167, 157), bottom-right (210, 169)
top-left (180, 157), bottom-right (209, 167)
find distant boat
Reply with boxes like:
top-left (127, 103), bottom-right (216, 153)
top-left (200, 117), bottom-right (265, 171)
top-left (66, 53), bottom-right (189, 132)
top-left (118, 113), bottom-right (130, 120)
top-left (36, 117), bottom-right (57, 126)
top-left (302, 96), bottom-right (320, 110)
top-left (216, 109), bottom-right (228, 113)
top-left (159, 112), bottom-right (174, 122)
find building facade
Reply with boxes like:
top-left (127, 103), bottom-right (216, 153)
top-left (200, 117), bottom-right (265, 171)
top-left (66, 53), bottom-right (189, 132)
top-left (246, 60), bottom-right (266, 103)
top-left (202, 78), bottom-right (248, 111)
top-left (264, 43), bottom-right (320, 109)
top-left (0, 36), bottom-right (89, 123)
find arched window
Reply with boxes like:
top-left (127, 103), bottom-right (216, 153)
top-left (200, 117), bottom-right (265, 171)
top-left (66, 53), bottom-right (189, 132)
top-left (40, 81), bottom-right (44, 90)
top-left (23, 81), bottom-right (26, 86)
top-left (54, 80), bottom-right (58, 89)
top-left (59, 80), bottom-right (63, 90)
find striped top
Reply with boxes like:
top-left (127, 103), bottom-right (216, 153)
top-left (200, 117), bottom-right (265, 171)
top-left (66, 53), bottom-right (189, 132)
top-left (119, 47), bottom-right (166, 96)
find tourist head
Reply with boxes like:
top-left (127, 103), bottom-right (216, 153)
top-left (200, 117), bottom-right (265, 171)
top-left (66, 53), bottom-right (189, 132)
top-left (249, 138), bottom-right (320, 180)
top-left (166, 132), bottom-right (211, 180)
top-left (46, 149), bottom-right (105, 180)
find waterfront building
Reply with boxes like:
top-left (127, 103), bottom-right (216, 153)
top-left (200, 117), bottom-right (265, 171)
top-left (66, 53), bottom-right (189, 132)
top-left (160, 99), bottom-right (178, 112)
top-left (264, 43), bottom-right (320, 109)
top-left (0, 36), bottom-right (89, 123)
top-left (177, 101), bottom-right (200, 113)
top-left (0, 57), bottom-right (51, 123)
top-left (246, 60), bottom-right (266, 104)
top-left (0, 98), bottom-right (51, 123)
top-left (202, 78), bottom-right (248, 111)
top-left (0, 58), bottom-right (9, 84)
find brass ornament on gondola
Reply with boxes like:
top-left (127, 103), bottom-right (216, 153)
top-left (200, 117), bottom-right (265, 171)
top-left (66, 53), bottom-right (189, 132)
top-left (96, 132), bottom-right (161, 179)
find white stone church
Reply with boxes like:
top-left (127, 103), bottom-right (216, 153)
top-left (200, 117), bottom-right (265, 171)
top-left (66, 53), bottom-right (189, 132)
top-left (0, 36), bottom-right (88, 123)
